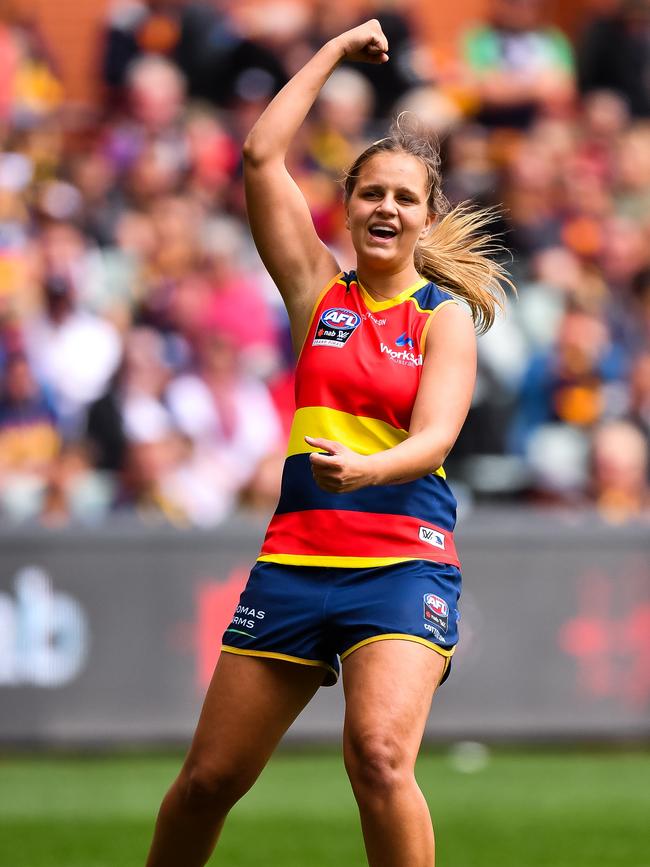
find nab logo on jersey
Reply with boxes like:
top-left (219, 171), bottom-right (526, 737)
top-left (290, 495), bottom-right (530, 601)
top-left (423, 593), bottom-right (449, 633)
top-left (313, 307), bottom-right (361, 348)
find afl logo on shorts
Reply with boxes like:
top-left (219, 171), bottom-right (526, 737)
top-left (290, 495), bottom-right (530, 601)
top-left (423, 593), bottom-right (449, 633)
top-left (312, 307), bottom-right (361, 348)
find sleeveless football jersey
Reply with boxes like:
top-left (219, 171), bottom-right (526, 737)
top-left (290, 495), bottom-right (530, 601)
top-left (258, 270), bottom-right (461, 568)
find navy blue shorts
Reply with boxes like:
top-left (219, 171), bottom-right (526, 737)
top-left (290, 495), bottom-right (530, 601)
top-left (221, 560), bottom-right (461, 686)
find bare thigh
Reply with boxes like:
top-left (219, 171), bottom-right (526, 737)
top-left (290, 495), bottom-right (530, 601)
top-left (183, 651), bottom-right (325, 785)
top-left (342, 640), bottom-right (447, 768)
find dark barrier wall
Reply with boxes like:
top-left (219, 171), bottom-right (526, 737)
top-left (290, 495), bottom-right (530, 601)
top-left (1, 511), bottom-right (649, 744)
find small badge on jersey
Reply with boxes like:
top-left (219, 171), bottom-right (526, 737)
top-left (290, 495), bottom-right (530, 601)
top-left (418, 526), bottom-right (445, 549)
top-left (423, 593), bottom-right (449, 634)
top-left (312, 307), bottom-right (361, 348)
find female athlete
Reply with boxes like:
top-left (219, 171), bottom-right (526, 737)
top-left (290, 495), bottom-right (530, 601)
top-left (146, 19), bottom-right (510, 867)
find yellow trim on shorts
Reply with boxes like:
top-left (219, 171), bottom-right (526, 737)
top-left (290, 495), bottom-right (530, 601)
top-left (257, 553), bottom-right (415, 568)
top-left (221, 645), bottom-right (338, 682)
top-left (339, 633), bottom-right (455, 662)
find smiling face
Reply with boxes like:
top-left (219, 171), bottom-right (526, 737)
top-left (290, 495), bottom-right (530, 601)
top-left (345, 151), bottom-right (433, 272)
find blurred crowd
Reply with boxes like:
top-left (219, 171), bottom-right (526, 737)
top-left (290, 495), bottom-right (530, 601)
top-left (0, 0), bottom-right (649, 528)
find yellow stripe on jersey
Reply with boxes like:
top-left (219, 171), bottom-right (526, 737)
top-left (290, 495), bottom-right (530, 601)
top-left (287, 405), bottom-right (408, 457)
top-left (257, 553), bottom-right (415, 568)
top-left (287, 405), bottom-right (446, 478)
top-left (357, 276), bottom-right (429, 312)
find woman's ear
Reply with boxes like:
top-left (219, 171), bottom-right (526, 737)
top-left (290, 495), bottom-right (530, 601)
top-left (419, 215), bottom-right (434, 239)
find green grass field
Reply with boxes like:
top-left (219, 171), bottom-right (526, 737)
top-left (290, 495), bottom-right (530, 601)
top-left (1, 748), bottom-right (649, 867)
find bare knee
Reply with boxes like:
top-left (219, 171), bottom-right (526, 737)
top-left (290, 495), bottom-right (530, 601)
top-left (177, 759), bottom-right (256, 814)
top-left (344, 730), bottom-right (412, 802)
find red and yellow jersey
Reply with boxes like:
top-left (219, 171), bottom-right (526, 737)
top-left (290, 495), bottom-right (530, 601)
top-left (259, 270), bottom-right (461, 568)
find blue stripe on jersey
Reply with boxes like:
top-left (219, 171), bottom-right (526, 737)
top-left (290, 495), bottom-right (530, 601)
top-left (275, 453), bottom-right (457, 532)
top-left (412, 282), bottom-right (454, 312)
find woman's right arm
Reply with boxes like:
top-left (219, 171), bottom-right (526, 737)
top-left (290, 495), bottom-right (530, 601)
top-left (243, 21), bottom-right (388, 351)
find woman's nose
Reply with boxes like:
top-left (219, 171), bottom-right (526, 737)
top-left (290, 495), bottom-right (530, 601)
top-left (376, 196), bottom-right (397, 214)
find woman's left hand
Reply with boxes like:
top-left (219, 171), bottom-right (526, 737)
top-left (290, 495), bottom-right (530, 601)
top-left (305, 436), bottom-right (376, 493)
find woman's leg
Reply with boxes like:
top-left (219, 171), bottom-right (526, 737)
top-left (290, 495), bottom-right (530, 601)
top-left (146, 651), bottom-right (325, 867)
top-left (341, 640), bottom-right (446, 867)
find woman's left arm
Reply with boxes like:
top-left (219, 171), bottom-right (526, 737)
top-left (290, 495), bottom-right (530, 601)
top-left (308, 304), bottom-right (477, 492)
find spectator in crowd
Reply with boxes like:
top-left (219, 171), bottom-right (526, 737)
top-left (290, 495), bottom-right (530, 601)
top-left (86, 326), bottom-right (172, 473)
top-left (627, 352), bottom-right (650, 446)
top-left (443, 123), bottom-right (500, 207)
top-left (598, 214), bottom-right (650, 298)
top-left (119, 427), bottom-right (190, 525)
top-left (522, 305), bottom-right (628, 437)
top-left (165, 329), bottom-right (284, 522)
top-left (102, 0), bottom-right (183, 93)
top-left (591, 419), bottom-right (650, 519)
top-left (577, 89), bottom-right (630, 183)
top-left (24, 266), bottom-right (122, 439)
top-left (0, 352), bottom-right (60, 488)
top-left (509, 305), bottom-right (629, 499)
top-left (0, 14), bottom-right (62, 126)
top-left (191, 217), bottom-right (282, 376)
top-left (578, 0), bottom-right (650, 117)
top-left (0, 353), bottom-right (112, 524)
top-left (462, 0), bottom-right (576, 128)
top-left (309, 68), bottom-right (376, 175)
top-left (350, 0), bottom-right (429, 119)
top-left (39, 441), bottom-right (113, 527)
top-left (613, 123), bottom-right (650, 223)
top-left (102, 0), bottom-right (290, 109)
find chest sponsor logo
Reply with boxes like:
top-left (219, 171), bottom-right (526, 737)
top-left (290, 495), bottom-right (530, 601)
top-left (423, 593), bottom-right (449, 634)
top-left (418, 526), bottom-right (445, 549)
top-left (380, 342), bottom-right (423, 366)
top-left (313, 307), bottom-right (361, 348)
top-left (396, 331), bottom-right (414, 347)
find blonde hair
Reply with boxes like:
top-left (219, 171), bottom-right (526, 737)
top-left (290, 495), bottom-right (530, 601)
top-left (343, 114), bottom-right (514, 334)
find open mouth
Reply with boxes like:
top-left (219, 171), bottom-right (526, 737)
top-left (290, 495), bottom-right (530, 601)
top-left (368, 225), bottom-right (398, 240)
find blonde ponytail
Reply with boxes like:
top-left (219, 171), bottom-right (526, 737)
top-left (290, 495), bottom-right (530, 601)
top-left (416, 204), bottom-right (513, 335)
top-left (343, 113), bottom-right (515, 334)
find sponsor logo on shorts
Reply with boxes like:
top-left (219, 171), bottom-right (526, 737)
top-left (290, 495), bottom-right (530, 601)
top-left (228, 605), bottom-right (266, 633)
top-left (418, 526), bottom-right (445, 549)
top-left (424, 622), bottom-right (445, 641)
top-left (313, 307), bottom-right (361, 348)
top-left (423, 593), bottom-right (449, 634)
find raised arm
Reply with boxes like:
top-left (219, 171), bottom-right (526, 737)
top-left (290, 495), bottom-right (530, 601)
top-left (243, 21), bottom-right (389, 351)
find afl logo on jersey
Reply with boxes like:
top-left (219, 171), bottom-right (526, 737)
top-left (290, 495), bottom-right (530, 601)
top-left (313, 307), bottom-right (361, 348)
